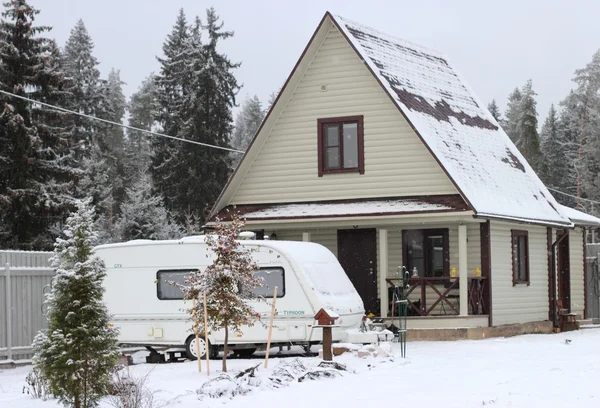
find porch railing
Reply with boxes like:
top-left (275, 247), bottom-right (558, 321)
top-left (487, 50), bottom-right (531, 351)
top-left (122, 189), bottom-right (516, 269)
top-left (385, 276), bottom-right (488, 317)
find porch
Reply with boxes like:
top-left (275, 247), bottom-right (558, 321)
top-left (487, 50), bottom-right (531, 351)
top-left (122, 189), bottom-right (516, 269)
top-left (214, 197), bottom-right (492, 329)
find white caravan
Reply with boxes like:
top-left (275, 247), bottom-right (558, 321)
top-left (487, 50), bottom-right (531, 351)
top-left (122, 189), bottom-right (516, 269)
top-left (94, 236), bottom-right (365, 359)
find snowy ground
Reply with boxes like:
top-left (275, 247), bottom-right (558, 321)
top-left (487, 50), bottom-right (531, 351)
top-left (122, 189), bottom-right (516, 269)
top-left (2, 328), bottom-right (600, 408)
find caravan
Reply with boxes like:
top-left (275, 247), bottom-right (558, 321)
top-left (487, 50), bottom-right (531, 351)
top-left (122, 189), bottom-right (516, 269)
top-left (94, 236), bottom-right (365, 359)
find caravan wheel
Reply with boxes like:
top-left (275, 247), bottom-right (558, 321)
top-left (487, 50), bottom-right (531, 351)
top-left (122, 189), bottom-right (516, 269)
top-left (185, 335), bottom-right (208, 360)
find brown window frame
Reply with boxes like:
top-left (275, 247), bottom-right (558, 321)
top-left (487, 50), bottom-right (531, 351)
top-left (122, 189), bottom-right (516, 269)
top-left (511, 229), bottom-right (530, 286)
top-left (317, 115), bottom-right (364, 177)
top-left (402, 228), bottom-right (450, 278)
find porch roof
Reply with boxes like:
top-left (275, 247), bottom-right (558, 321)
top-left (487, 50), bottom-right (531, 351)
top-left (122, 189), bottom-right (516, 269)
top-left (558, 204), bottom-right (600, 227)
top-left (214, 194), bottom-right (469, 222)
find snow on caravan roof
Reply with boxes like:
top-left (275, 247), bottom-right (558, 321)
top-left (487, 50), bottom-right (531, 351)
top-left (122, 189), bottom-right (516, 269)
top-left (329, 13), bottom-right (571, 227)
top-left (93, 237), bottom-right (336, 262)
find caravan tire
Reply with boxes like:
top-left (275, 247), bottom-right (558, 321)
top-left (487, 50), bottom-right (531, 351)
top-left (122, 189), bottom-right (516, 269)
top-left (185, 335), bottom-right (209, 360)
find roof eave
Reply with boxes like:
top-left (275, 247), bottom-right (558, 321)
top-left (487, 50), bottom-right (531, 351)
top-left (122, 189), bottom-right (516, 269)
top-left (204, 209), bottom-right (476, 227)
top-left (473, 212), bottom-right (574, 229)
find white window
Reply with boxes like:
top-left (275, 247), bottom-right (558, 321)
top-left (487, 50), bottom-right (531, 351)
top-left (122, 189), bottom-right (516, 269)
top-left (156, 269), bottom-right (196, 300)
top-left (252, 267), bottom-right (285, 298)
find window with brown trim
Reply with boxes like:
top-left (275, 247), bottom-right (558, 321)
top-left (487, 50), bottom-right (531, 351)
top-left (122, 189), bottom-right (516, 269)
top-left (511, 230), bottom-right (530, 285)
top-left (402, 229), bottom-right (449, 278)
top-left (317, 115), bottom-right (364, 177)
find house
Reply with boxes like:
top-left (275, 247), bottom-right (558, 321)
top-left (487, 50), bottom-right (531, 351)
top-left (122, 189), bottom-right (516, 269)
top-left (207, 12), bottom-right (600, 336)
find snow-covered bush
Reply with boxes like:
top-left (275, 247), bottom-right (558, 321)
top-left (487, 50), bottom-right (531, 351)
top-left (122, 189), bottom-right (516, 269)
top-left (22, 367), bottom-right (51, 400)
top-left (197, 358), bottom-right (351, 401)
top-left (32, 198), bottom-right (120, 408)
top-left (107, 366), bottom-right (169, 408)
top-left (180, 210), bottom-right (265, 372)
top-left (268, 358), bottom-right (308, 387)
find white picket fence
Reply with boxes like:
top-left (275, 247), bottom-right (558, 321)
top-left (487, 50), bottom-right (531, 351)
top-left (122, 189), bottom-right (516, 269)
top-left (0, 250), bottom-right (54, 363)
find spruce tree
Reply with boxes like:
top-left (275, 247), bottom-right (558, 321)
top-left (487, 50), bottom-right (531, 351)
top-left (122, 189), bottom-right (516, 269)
top-left (62, 19), bottom-right (102, 158)
top-left (516, 80), bottom-right (541, 170)
top-left (554, 91), bottom-right (581, 207)
top-left (33, 198), bottom-right (120, 408)
top-left (266, 89), bottom-right (279, 111)
top-left (153, 8), bottom-right (240, 224)
top-left (567, 50), bottom-right (600, 206)
top-left (125, 74), bottom-right (157, 180)
top-left (487, 99), bottom-right (502, 122)
top-left (539, 104), bottom-right (574, 203)
top-left (229, 95), bottom-right (264, 169)
top-left (63, 20), bottom-right (123, 238)
top-left (97, 68), bottom-right (127, 224)
top-left (181, 9), bottom-right (239, 221)
top-left (114, 172), bottom-right (182, 241)
top-left (0, 0), bottom-right (78, 250)
top-left (152, 9), bottom-right (189, 215)
top-left (503, 87), bottom-right (522, 143)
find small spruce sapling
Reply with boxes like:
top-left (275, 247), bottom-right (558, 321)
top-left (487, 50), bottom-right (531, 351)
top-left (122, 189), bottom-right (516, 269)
top-left (180, 211), bottom-right (265, 372)
top-left (32, 198), bottom-right (120, 408)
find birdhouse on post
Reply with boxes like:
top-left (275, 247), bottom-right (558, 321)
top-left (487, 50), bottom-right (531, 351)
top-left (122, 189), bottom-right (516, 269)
top-left (314, 308), bottom-right (339, 361)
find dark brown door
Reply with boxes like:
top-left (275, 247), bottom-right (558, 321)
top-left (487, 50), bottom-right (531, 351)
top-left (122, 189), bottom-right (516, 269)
top-left (557, 230), bottom-right (570, 313)
top-left (337, 228), bottom-right (378, 315)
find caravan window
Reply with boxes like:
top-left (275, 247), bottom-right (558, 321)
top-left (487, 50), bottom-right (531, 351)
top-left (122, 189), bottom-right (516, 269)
top-left (156, 269), bottom-right (197, 300)
top-left (252, 267), bottom-right (285, 298)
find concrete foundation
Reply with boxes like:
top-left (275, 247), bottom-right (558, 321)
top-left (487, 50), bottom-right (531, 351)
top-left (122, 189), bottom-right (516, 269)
top-left (406, 320), bottom-right (554, 342)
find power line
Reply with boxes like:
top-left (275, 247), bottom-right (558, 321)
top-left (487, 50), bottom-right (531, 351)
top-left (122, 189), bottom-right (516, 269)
top-left (0, 89), bottom-right (245, 154)
top-left (547, 187), bottom-right (600, 206)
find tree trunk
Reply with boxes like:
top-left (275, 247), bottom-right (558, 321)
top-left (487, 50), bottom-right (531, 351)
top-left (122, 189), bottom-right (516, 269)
top-left (222, 325), bottom-right (228, 372)
top-left (74, 394), bottom-right (80, 408)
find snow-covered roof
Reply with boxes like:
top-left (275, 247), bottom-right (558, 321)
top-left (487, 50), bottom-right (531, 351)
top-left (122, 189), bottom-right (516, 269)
top-left (558, 204), bottom-right (600, 227)
top-left (215, 195), bottom-right (469, 221)
top-left (330, 14), bottom-right (571, 227)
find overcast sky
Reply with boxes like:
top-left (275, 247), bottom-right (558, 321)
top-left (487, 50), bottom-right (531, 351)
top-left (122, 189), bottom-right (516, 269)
top-left (29, 0), bottom-right (600, 124)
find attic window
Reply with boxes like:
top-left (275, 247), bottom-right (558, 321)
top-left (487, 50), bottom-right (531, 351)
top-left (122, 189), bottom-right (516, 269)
top-left (317, 115), bottom-right (364, 177)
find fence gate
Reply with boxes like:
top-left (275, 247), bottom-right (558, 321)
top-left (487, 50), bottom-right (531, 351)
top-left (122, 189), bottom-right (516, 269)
top-left (586, 244), bottom-right (600, 322)
top-left (0, 250), bottom-right (54, 363)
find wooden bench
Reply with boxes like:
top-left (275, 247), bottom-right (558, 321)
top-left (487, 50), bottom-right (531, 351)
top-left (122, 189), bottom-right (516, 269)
top-left (559, 312), bottom-right (579, 332)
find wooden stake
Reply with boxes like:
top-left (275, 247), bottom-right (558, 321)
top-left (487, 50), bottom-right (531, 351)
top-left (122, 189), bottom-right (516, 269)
top-left (203, 291), bottom-right (210, 376)
top-left (264, 286), bottom-right (278, 368)
top-left (194, 299), bottom-right (201, 372)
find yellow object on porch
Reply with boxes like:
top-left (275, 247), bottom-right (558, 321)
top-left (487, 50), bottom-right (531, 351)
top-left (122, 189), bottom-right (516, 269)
top-left (475, 267), bottom-right (481, 277)
top-left (450, 267), bottom-right (457, 278)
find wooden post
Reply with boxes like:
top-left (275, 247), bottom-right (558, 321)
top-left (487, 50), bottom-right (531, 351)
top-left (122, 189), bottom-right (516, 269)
top-left (314, 309), bottom-right (338, 361)
top-left (378, 229), bottom-right (388, 318)
top-left (458, 224), bottom-right (468, 316)
top-left (264, 286), bottom-right (278, 368)
top-left (322, 326), bottom-right (333, 361)
top-left (194, 299), bottom-right (201, 372)
top-left (203, 291), bottom-right (210, 376)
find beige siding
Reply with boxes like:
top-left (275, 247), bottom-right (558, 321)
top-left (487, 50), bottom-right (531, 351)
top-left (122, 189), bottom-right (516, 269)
top-left (570, 228), bottom-right (585, 319)
top-left (490, 221), bottom-right (549, 326)
top-left (276, 229), bottom-right (338, 256)
top-left (230, 25), bottom-right (456, 205)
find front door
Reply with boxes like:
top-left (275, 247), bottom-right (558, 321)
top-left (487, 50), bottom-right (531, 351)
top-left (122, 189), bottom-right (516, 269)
top-left (337, 228), bottom-right (378, 315)
top-left (557, 230), bottom-right (570, 313)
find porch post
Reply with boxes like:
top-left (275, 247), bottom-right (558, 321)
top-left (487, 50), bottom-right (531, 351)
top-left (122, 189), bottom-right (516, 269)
top-left (378, 229), bottom-right (388, 318)
top-left (458, 224), bottom-right (468, 316)
top-left (302, 232), bottom-right (311, 242)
